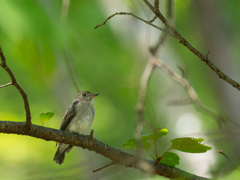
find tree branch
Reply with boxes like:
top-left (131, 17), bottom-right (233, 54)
top-left (92, 162), bottom-right (115, 173)
top-left (134, 1), bottom-right (175, 165)
top-left (217, 150), bottom-right (239, 171)
top-left (94, 12), bottom-right (165, 33)
top-left (152, 56), bottom-right (225, 125)
top-left (0, 47), bottom-right (31, 132)
top-left (148, 16), bottom-right (157, 23)
top-left (135, 58), bottom-right (155, 158)
top-left (0, 82), bottom-right (12, 88)
top-left (0, 120), bottom-right (209, 180)
top-left (143, 0), bottom-right (240, 91)
top-left (61, 0), bottom-right (70, 24)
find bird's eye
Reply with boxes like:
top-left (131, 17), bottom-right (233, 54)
top-left (82, 93), bottom-right (86, 97)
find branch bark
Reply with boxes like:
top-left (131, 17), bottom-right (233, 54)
top-left (94, 12), bottom-right (165, 33)
top-left (0, 47), bottom-right (31, 131)
top-left (0, 120), bottom-right (209, 180)
top-left (143, 0), bottom-right (240, 91)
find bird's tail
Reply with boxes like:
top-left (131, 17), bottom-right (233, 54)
top-left (53, 147), bottom-right (65, 165)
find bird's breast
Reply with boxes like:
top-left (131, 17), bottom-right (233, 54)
top-left (67, 103), bottom-right (95, 134)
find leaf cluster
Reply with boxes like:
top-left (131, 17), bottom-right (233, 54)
top-left (122, 128), bottom-right (211, 167)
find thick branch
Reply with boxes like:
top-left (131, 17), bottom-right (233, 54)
top-left (0, 121), bottom-right (209, 180)
top-left (143, 0), bottom-right (240, 91)
top-left (0, 47), bottom-right (31, 131)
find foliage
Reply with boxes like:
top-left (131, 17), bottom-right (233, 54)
top-left (171, 137), bottom-right (212, 153)
top-left (122, 128), bottom-right (212, 167)
top-left (39, 111), bottom-right (55, 126)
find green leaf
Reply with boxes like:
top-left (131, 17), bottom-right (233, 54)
top-left (39, 111), bottom-right (55, 126)
top-left (170, 137), bottom-right (212, 153)
top-left (122, 128), bottom-right (168, 151)
top-left (142, 128), bottom-right (168, 142)
top-left (122, 138), bottom-right (137, 149)
top-left (142, 139), bottom-right (151, 152)
top-left (122, 138), bottom-right (151, 151)
top-left (160, 152), bottom-right (180, 167)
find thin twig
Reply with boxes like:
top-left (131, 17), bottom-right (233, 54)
top-left (0, 47), bottom-right (31, 131)
top-left (157, 148), bottom-right (171, 162)
top-left (136, 9), bottom-right (172, 131)
top-left (153, 141), bottom-right (158, 160)
top-left (168, 0), bottom-right (174, 19)
top-left (135, 46), bottom-right (171, 162)
top-left (135, 59), bottom-right (155, 157)
top-left (177, 64), bottom-right (188, 79)
top-left (195, 102), bottom-right (225, 127)
top-left (149, 30), bottom-right (170, 55)
top-left (153, 57), bottom-right (196, 101)
top-left (205, 51), bottom-right (210, 60)
top-left (217, 150), bottom-right (239, 172)
top-left (135, 2), bottom-right (174, 161)
top-left (143, 0), bottom-right (240, 91)
top-left (61, 0), bottom-right (70, 24)
top-left (136, 60), bottom-right (155, 114)
top-left (144, 149), bottom-right (157, 162)
top-left (0, 82), bottom-right (12, 88)
top-left (89, 129), bottom-right (94, 141)
top-left (148, 16), bottom-right (157, 23)
top-left (152, 57), bottom-right (225, 125)
top-left (149, 0), bottom-right (174, 56)
top-left (64, 48), bottom-right (81, 92)
top-left (92, 162), bottom-right (115, 173)
top-left (167, 98), bottom-right (193, 106)
top-left (94, 12), bottom-right (165, 33)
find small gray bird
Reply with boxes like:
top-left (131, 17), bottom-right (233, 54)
top-left (53, 91), bottom-right (99, 165)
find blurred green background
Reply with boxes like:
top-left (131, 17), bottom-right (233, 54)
top-left (1, 0), bottom-right (240, 179)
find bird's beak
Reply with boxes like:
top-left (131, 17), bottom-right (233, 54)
top-left (90, 93), bottom-right (99, 98)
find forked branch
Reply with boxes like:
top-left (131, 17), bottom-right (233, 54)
top-left (95, 12), bottom-right (167, 34)
top-left (0, 47), bottom-right (31, 131)
top-left (143, 0), bottom-right (240, 91)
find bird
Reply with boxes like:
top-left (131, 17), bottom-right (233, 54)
top-left (53, 91), bottom-right (99, 165)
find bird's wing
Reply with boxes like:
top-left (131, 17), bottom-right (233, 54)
top-left (60, 101), bottom-right (79, 130)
